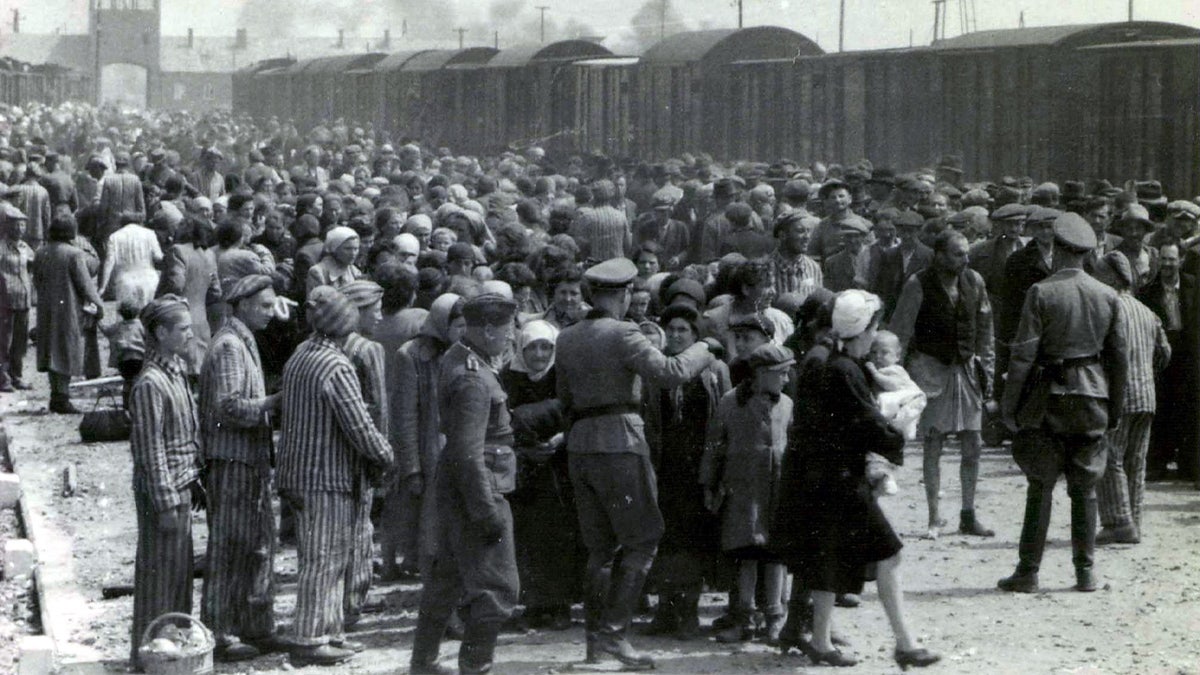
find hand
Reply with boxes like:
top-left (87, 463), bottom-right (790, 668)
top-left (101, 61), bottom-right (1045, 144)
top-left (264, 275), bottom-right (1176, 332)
top-left (406, 473), bottom-right (424, 496)
top-left (474, 508), bottom-right (506, 542)
top-left (261, 393), bottom-right (282, 413)
top-left (189, 481), bottom-right (207, 512)
top-left (702, 337), bottom-right (724, 359)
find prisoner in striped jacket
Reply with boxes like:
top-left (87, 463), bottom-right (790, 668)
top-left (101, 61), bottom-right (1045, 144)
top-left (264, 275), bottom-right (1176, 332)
top-left (277, 335), bottom-right (393, 493)
top-left (130, 350), bottom-right (201, 511)
top-left (198, 316), bottom-right (273, 464)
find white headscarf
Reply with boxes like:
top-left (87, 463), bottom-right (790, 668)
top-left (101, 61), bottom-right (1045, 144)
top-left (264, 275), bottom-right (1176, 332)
top-left (510, 319), bottom-right (559, 382)
top-left (830, 289), bottom-right (883, 340)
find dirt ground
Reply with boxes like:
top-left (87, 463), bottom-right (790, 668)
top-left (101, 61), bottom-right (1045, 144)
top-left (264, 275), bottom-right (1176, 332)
top-left (4, 344), bottom-right (1200, 675)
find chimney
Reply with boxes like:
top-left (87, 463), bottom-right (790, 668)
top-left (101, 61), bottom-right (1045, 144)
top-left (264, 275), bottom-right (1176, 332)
top-left (235, 28), bottom-right (247, 49)
top-left (12, 9), bottom-right (19, 34)
top-left (187, 28), bottom-right (194, 48)
top-left (337, 29), bottom-right (345, 48)
top-left (383, 29), bottom-right (391, 48)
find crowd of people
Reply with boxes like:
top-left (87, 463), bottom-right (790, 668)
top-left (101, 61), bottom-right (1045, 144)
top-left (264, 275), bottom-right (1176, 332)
top-left (0, 101), bottom-right (1198, 672)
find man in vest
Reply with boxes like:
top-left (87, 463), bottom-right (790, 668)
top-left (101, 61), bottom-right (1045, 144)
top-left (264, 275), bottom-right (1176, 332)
top-left (890, 230), bottom-right (995, 540)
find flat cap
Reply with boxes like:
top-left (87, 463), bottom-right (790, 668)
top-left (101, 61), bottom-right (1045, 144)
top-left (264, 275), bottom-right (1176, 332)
top-left (781, 179), bottom-right (811, 200)
top-left (1119, 203), bottom-right (1154, 229)
top-left (1052, 212), bottom-right (1097, 252)
top-left (744, 343), bottom-right (795, 371)
top-left (729, 312), bottom-right (776, 338)
top-left (838, 215), bottom-right (871, 235)
top-left (961, 188), bottom-right (990, 207)
top-left (894, 210), bottom-right (925, 228)
top-left (947, 206), bottom-right (989, 230)
top-left (990, 203), bottom-right (1029, 221)
top-left (1093, 250), bottom-right (1133, 289)
top-left (340, 279), bottom-right (384, 308)
top-left (1025, 207), bottom-right (1063, 225)
top-left (447, 242), bottom-right (475, 262)
top-left (666, 278), bottom-right (706, 306)
top-left (223, 274), bottom-right (274, 305)
top-left (817, 179), bottom-right (849, 199)
top-left (867, 168), bottom-right (895, 186)
top-left (462, 292), bottom-right (518, 325)
top-left (1167, 200), bottom-right (1200, 221)
top-left (585, 257), bottom-right (638, 290)
top-left (1032, 182), bottom-right (1060, 200)
top-left (1135, 180), bottom-right (1166, 205)
top-left (652, 192), bottom-right (676, 209)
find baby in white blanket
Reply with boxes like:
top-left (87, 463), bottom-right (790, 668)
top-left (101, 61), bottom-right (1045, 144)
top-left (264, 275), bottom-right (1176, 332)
top-left (864, 330), bottom-right (928, 495)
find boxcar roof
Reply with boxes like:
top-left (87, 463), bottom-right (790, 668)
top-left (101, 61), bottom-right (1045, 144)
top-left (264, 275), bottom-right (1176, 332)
top-left (641, 27), bottom-right (822, 66)
top-left (236, 57), bottom-right (296, 74)
top-left (485, 40), bottom-right (611, 68)
top-left (932, 21), bottom-right (1200, 50)
top-left (371, 50), bottom-right (432, 73)
top-left (284, 52), bottom-right (386, 74)
top-left (403, 47), bottom-right (499, 72)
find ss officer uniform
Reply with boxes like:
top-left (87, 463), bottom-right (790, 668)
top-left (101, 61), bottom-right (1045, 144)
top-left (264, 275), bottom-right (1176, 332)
top-left (556, 258), bottom-right (716, 669)
top-left (999, 213), bottom-right (1129, 593)
top-left (411, 293), bottom-right (520, 675)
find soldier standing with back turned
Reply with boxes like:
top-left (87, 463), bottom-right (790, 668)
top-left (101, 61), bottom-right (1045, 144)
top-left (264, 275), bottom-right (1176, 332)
top-left (556, 258), bottom-right (717, 670)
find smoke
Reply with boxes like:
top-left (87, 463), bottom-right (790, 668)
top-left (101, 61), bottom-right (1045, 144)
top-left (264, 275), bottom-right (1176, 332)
top-left (606, 0), bottom-right (691, 54)
top-left (235, 0), bottom-right (457, 42)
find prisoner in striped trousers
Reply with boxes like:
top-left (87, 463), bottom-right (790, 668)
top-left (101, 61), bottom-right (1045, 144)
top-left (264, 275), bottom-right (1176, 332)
top-left (344, 482), bottom-right (373, 622)
top-left (1097, 412), bottom-right (1155, 534)
top-left (201, 459), bottom-right (277, 645)
top-left (287, 489), bottom-right (355, 646)
top-left (131, 486), bottom-right (193, 668)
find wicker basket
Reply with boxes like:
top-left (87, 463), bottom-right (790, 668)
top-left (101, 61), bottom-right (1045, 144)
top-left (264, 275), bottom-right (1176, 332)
top-left (138, 612), bottom-right (215, 675)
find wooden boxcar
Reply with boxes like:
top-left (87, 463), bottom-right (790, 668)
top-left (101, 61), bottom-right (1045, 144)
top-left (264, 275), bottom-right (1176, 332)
top-left (568, 56), bottom-right (640, 157)
top-left (388, 48), bottom-right (499, 148)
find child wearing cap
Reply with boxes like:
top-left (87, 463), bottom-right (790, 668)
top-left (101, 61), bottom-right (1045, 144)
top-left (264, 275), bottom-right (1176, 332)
top-left (701, 343), bottom-right (794, 644)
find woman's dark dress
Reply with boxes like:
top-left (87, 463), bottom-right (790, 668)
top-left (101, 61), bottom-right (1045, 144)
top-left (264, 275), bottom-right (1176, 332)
top-left (499, 366), bottom-right (580, 610)
top-left (774, 348), bottom-right (905, 595)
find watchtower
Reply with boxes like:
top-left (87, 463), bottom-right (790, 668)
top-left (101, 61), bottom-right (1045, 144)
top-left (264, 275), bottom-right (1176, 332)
top-left (88, 0), bottom-right (161, 107)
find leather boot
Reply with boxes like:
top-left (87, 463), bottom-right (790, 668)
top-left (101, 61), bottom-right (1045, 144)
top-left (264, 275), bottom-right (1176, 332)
top-left (673, 590), bottom-right (701, 640)
top-left (584, 564), bottom-right (611, 663)
top-left (49, 393), bottom-right (80, 414)
top-left (640, 593), bottom-right (678, 636)
top-left (1071, 494), bottom-right (1099, 592)
top-left (958, 509), bottom-right (995, 537)
top-left (594, 566), bottom-right (655, 670)
top-left (1016, 480), bottom-right (1054, 575)
top-left (458, 621), bottom-right (502, 675)
top-left (410, 612), bottom-right (451, 674)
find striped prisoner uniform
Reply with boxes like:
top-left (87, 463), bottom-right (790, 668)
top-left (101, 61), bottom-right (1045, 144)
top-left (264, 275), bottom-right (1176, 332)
top-left (129, 351), bottom-right (200, 667)
top-left (342, 332), bottom-right (389, 621)
top-left (198, 316), bottom-right (277, 645)
top-left (1098, 293), bottom-right (1171, 532)
top-left (277, 335), bottom-right (393, 646)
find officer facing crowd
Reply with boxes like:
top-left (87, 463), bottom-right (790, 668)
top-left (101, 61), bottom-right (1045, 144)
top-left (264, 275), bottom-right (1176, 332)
top-left (555, 258), bottom-right (718, 670)
top-left (410, 293), bottom-right (520, 675)
top-left (999, 212), bottom-right (1129, 594)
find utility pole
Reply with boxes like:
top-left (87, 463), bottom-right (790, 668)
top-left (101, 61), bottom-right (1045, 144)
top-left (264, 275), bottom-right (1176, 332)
top-left (838, 0), bottom-right (845, 52)
top-left (536, 6), bottom-right (550, 43)
top-left (659, 0), bottom-right (666, 40)
top-left (737, 0), bottom-right (743, 29)
top-left (494, 30), bottom-right (499, 49)
top-left (1128, 0), bottom-right (1133, 21)
top-left (1019, 10), bottom-right (1025, 28)
top-left (455, 27), bottom-right (466, 49)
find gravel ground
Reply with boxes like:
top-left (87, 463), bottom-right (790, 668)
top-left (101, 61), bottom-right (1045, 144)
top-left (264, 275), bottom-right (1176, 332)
top-left (0, 423), bottom-right (43, 673)
top-left (4, 344), bottom-right (1200, 674)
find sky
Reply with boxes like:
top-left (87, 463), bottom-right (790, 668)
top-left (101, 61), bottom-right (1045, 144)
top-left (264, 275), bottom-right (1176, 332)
top-left (8, 0), bottom-right (1200, 54)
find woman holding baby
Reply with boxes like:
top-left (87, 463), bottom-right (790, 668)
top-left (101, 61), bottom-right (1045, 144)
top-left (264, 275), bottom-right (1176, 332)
top-left (774, 289), bottom-right (939, 669)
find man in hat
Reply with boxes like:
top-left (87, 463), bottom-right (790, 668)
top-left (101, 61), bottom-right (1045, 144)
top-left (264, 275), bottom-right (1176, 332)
top-left (891, 230), bottom-right (996, 539)
top-left (1166, 200), bottom-right (1200, 277)
top-left (337, 280), bottom-right (389, 628)
top-left (999, 212), bottom-right (1128, 594)
top-left (193, 147), bottom-right (226, 201)
top-left (808, 180), bottom-right (871, 265)
top-left (1135, 180), bottom-right (1168, 220)
top-left (823, 217), bottom-right (871, 292)
top-left (38, 151), bottom-right (77, 213)
top-left (128, 295), bottom-right (201, 670)
top-left (76, 155), bottom-right (108, 208)
top-left (874, 210), bottom-right (933, 322)
top-left (946, 206), bottom-right (990, 244)
top-left (1137, 243), bottom-right (1199, 483)
top-left (410, 293), bottom-right (520, 675)
top-left (698, 178), bottom-right (755, 263)
top-left (864, 168), bottom-right (897, 217)
top-left (775, 179), bottom-right (819, 226)
top-left (97, 152), bottom-right (146, 256)
top-left (769, 211), bottom-right (823, 303)
top-left (0, 205), bottom-right (34, 390)
top-left (277, 286), bottom-right (393, 666)
top-left (556, 257), bottom-right (717, 669)
top-left (970, 203), bottom-right (1028, 307)
top-left (1089, 252), bottom-right (1170, 545)
top-left (199, 275), bottom-right (282, 662)
top-left (999, 208), bottom-right (1061, 365)
top-left (9, 166), bottom-right (51, 249)
top-left (721, 202), bottom-right (775, 259)
top-left (634, 192), bottom-right (690, 270)
top-left (1112, 205), bottom-right (1160, 291)
top-left (1030, 183), bottom-right (1061, 208)
top-left (935, 155), bottom-right (964, 191)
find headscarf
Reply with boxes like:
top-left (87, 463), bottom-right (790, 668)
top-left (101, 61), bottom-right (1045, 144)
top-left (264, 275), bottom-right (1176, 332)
top-left (395, 233), bottom-right (421, 257)
top-left (420, 293), bottom-right (464, 343)
top-left (511, 319), bottom-right (559, 382)
top-left (323, 225), bottom-right (358, 255)
top-left (829, 289), bottom-right (883, 340)
top-left (403, 214), bottom-right (433, 237)
top-left (340, 279), bottom-right (384, 308)
top-left (306, 285), bottom-right (357, 337)
top-left (223, 273), bottom-right (273, 305)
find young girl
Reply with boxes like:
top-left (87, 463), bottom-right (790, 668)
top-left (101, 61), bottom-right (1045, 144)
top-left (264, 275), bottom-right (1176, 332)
top-left (703, 343), bottom-right (794, 643)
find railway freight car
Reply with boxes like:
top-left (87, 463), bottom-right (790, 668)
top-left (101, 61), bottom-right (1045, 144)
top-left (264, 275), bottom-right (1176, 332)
top-left (728, 21), bottom-right (1200, 197)
top-left (373, 47), bottom-right (498, 149)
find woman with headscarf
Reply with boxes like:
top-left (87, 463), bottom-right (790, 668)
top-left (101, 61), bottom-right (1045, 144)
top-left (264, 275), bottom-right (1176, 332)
top-left (500, 319), bottom-right (577, 630)
top-left (156, 215), bottom-right (221, 375)
top-left (642, 304), bottom-right (730, 640)
top-left (34, 215), bottom-right (105, 413)
top-left (384, 294), bottom-right (466, 582)
top-left (290, 213), bottom-right (324, 302)
top-left (305, 225), bottom-right (362, 299)
top-left (777, 290), bottom-right (940, 669)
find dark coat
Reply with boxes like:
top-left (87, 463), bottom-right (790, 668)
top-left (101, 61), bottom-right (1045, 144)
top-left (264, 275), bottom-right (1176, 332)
top-left (874, 243), bottom-right (932, 321)
top-left (34, 242), bottom-right (104, 376)
top-left (999, 241), bottom-right (1052, 342)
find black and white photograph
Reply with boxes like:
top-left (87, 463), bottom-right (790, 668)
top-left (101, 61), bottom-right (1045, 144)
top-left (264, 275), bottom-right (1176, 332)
top-left (0, 0), bottom-right (1196, 672)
